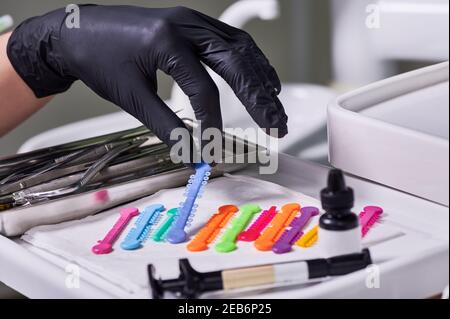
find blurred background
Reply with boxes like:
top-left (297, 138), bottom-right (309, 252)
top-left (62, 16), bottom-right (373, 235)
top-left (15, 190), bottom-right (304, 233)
top-left (0, 0), bottom-right (448, 158)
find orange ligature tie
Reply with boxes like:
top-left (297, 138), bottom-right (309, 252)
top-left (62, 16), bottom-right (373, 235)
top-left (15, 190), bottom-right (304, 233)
top-left (254, 203), bottom-right (300, 251)
top-left (187, 205), bottom-right (239, 252)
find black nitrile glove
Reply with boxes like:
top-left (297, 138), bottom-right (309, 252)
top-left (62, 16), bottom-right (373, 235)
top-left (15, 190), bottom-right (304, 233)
top-left (7, 5), bottom-right (288, 153)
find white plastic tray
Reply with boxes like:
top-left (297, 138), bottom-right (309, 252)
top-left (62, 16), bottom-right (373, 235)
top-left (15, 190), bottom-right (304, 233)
top-left (328, 62), bottom-right (449, 206)
top-left (0, 154), bottom-right (448, 299)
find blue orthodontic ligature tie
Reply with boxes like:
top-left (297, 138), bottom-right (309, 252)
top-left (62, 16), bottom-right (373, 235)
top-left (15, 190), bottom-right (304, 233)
top-left (166, 162), bottom-right (212, 244)
top-left (121, 204), bottom-right (165, 250)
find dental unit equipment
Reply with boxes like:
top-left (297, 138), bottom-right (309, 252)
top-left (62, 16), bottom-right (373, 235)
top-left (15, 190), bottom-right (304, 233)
top-left (0, 127), bottom-right (179, 210)
top-left (10, 138), bottom-right (147, 206)
top-left (0, 126), bottom-right (154, 191)
top-left (121, 204), bottom-right (165, 250)
top-left (187, 205), bottom-right (238, 252)
top-left (0, 126), bottom-right (151, 178)
top-left (1, 49), bottom-right (447, 299)
top-left (148, 249), bottom-right (372, 299)
top-left (92, 207), bottom-right (140, 255)
top-left (0, 135), bottom-right (143, 188)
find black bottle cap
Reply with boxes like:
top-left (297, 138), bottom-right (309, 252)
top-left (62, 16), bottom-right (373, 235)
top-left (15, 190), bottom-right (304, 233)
top-left (319, 211), bottom-right (359, 231)
top-left (320, 169), bottom-right (354, 211)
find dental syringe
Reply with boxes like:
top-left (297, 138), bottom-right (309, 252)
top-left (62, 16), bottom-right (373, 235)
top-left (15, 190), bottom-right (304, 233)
top-left (148, 249), bottom-right (372, 299)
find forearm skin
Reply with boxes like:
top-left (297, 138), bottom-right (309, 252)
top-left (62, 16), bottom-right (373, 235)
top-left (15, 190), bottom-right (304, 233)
top-left (0, 32), bottom-right (52, 137)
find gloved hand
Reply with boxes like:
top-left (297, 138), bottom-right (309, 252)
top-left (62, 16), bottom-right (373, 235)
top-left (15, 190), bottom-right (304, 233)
top-left (7, 5), bottom-right (288, 153)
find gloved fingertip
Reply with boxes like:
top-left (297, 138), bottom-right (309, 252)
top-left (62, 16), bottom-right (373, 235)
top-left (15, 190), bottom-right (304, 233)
top-left (263, 121), bottom-right (288, 139)
top-left (273, 85), bottom-right (282, 96)
top-left (257, 99), bottom-right (289, 139)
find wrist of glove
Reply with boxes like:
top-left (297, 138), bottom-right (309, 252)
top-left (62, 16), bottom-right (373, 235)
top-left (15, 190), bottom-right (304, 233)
top-left (7, 8), bottom-right (77, 97)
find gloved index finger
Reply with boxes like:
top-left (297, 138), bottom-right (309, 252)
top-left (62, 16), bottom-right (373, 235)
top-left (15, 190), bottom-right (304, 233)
top-left (250, 41), bottom-right (282, 94)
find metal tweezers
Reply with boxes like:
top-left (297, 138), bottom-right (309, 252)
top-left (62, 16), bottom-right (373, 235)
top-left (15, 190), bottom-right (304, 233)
top-left (0, 126), bottom-right (182, 208)
top-left (0, 126), bottom-right (151, 180)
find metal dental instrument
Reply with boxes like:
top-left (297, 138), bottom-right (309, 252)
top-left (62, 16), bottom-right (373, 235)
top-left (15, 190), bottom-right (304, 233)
top-left (0, 162), bottom-right (92, 195)
top-left (1, 144), bottom-right (177, 209)
top-left (12, 138), bottom-right (147, 205)
top-left (1, 115), bottom-right (189, 185)
top-left (77, 139), bottom-right (148, 189)
top-left (0, 126), bottom-right (151, 177)
top-left (0, 146), bottom-right (106, 192)
top-left (16, 149), bottom-right (176, 205)
top-left (0, 116), bottom-right (189, 210)
top-left (0, 141), bottom-right (122, 185)
top-left (0, 129), bottom-right (156, 187)
top-left (0, 114), bottom-right (183, 177)
top-left (0, 141), bottom-right (169, 196)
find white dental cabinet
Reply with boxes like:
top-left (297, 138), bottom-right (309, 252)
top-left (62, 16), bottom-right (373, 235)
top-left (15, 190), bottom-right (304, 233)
top-left (0, 63), bottom-right (448, 299)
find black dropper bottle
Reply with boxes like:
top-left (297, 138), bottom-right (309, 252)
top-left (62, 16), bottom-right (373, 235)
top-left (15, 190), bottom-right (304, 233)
top-left (319, 169), bottom-right (359, 231)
